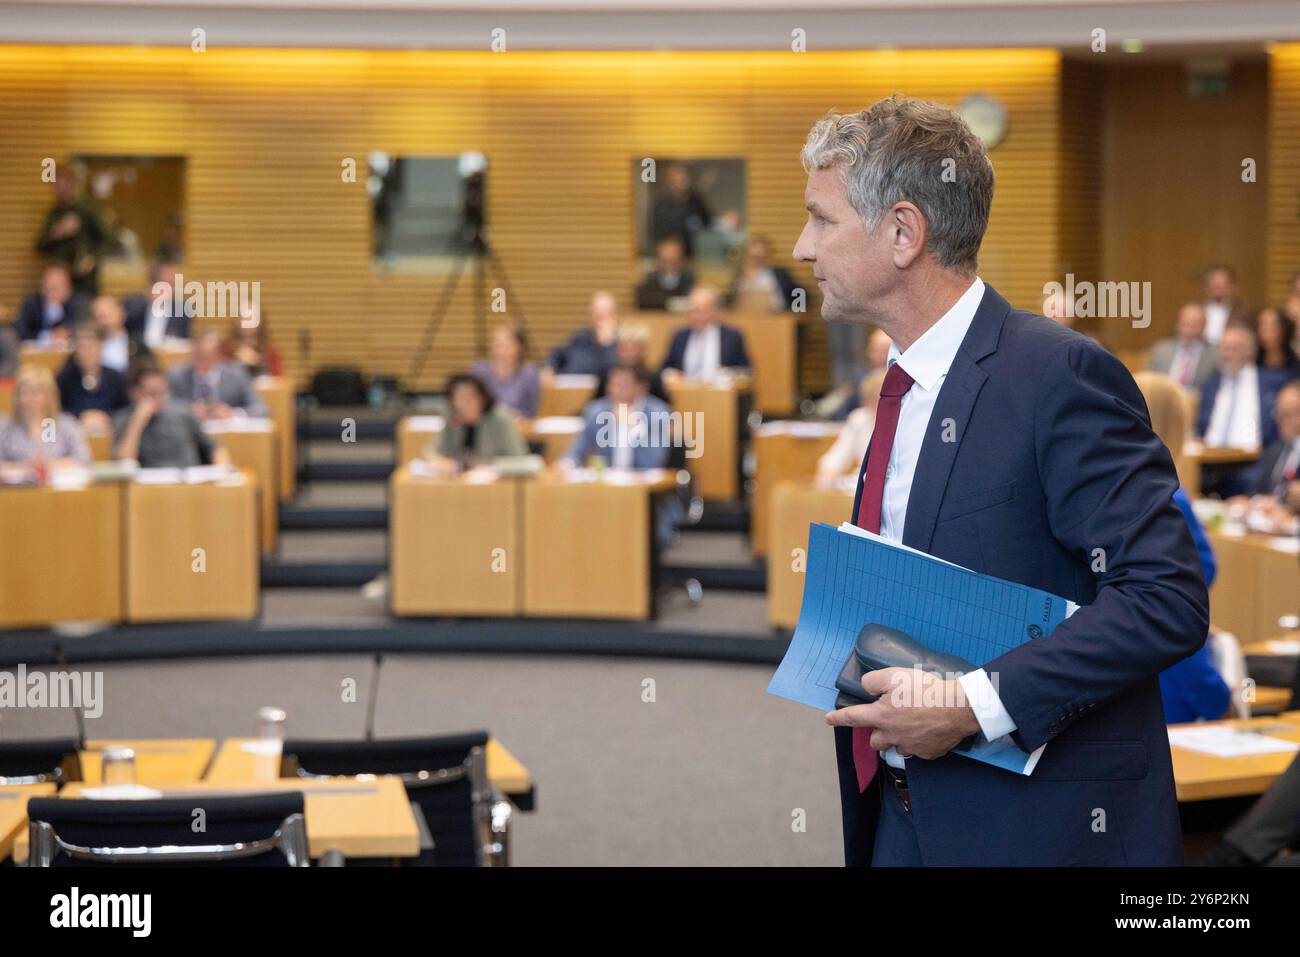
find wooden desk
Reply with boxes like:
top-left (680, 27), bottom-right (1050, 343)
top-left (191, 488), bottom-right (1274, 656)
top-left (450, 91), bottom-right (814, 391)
top-left (208, 737), bottom-right (533, 800)
top-left (389, 466), bottom-right (521, 616)
top-left (767, 480), bottom-right (855, 629)
top-left (750, 423), bottom-right (841, 556)
top-left (396, 415), bottom-right (580, 466)
top-left (124, 471), bottom-right (259, 622)
top-left (255, 376), bottom-right (295, 502)
top-left (19, 345), bottom-right (190, 376)
top-left (1171, 712), bottom-right (1300, 801)
top-left (205, 420), bottom-right (278, 553)
top-left (0, 481), bottom-right (123, 629)
top-left (1206, 529), bottom-right (1300, 647)
top-left (0, 783), bottom-right (56, 861)
top-left (666, 377), bottom-right (748, 501)
top-left (630, 311), bottom-right (799, 416)
top-left (79, 739), bottom-right (215, 787)
top-left (31, 777), bottom-right (419, 860)
top-left (1181, 443), bottom-right (1262, 499)
top-left (522, 471), bottom-right (672, 619)
top-left (537, 376), bottom-right (596, 418)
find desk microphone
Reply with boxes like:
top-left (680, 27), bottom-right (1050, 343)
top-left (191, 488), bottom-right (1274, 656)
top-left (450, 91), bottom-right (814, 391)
top-left (363, 652), bottom-right (383, 741)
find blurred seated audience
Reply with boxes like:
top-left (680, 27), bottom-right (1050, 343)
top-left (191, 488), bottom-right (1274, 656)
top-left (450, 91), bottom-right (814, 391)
top-left (1224, 381), bottom-right (1300, 525)
top-left (113, 363), bottom-right (228, 468)
top-left (0, 365), bottom-right (90, 469)
top-left (635, 238), bottom-right (694, 311)
top-left (1201, 264), bottom-right (1250, 345)
top-left (169, 331), bottom-right (267, 420)
top-left (471, 324), bottom-right (539, 418)
top-left (815, 369), bottom-right (885, 487)
top-left (725, 235), bottom-right (799, 312)
top-left (594, 321), bottom-right (669, 403)
top-left (660, 286), bottom-right (751, 383)
top-left (559, 363), bottom-right (683, 544)
top-left (15, 262), bottom-right (89, 344)
top-left (425, 373), bottom-right (528, 472)
top-left (1197, 325), bottom-right (1287, 451)
top-left (124, 261), bottom-right (192, 347)
top-left (1255, 306), bottom-right (1300, 380)
top-left (547, 291), bottom-right (619, 376)
top-left (223, 305), bottom-right (283, 378)
top-left (561, 363), bottom-right (674, 471)
top-left (1133, 371), bottom-right (1231, 724)
top-left (91, 295), bottom-right (150, 374)
top-left (828, 327), bottom-right (892, 421)
top-left (1147, 302), bottom-right (1217, 390)
top-left (56, 321), bottom-right (129, 431)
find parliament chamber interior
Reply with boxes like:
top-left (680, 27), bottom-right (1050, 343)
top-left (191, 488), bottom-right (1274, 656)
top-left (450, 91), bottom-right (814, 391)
top-left (1, 0), bottom-right (1300, 889)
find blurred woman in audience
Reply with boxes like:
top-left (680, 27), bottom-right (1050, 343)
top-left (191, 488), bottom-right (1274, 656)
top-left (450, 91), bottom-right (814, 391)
top-left (56, 320), bottom-right (128, 431)
top-left (470, 324), bottom-right (539, 419)
top-left (1133, 371), bottom-right (1232, 723)
top-left (0, 365), bottom-right (90, 471)
top-left (814, 369), bottom-right (884, 487)
top-left (1255, 306), bottom-right (1300, 380)
top-left (224, 304), bottom-right (283, 378)
top-left (425, 373), bottom-right (528, 472)
top-left (594, 321), bottom-right (669, 403)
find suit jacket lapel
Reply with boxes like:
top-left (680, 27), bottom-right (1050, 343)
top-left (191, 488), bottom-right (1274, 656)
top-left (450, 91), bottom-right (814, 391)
top-left (901, 285), bottom-right (1010, 552)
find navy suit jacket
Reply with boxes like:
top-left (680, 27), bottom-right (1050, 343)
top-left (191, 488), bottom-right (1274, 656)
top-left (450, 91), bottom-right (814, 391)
top-left (1194, 366), bottom-right (1288, 448)
top-left (15, 293), bottom-right (90, 340)
top-left (838, 284), bottom-right (1208, 866)
top-left (122, 293), bottom-right (192, 342)
top-left (660, 323), bottom-right (751, 374)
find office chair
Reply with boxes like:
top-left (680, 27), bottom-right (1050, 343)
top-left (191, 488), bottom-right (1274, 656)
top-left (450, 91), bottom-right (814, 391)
top-left (26, 792), bottom-right (311, 867)
top-left (0, 738), bottom-right (82, 786)
top-left (281, 732), bottom-right (511, 866)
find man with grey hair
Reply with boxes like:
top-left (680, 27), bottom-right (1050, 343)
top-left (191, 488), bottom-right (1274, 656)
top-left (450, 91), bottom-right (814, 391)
top-left (798, 95), bottom-right (1208, 866)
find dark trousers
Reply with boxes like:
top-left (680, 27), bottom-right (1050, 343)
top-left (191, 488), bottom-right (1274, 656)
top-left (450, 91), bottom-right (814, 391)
top-left (1225, 752), bottom-right (1300, 864)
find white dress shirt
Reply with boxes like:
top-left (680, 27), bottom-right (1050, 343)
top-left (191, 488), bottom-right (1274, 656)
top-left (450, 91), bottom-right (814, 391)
top-left (1205, 364), bottom-right (1261, 450)
top-left (682, 325), bottom-right (722, 380)
top-left (871, 277), bottom-right (1018, 768)
top-left (102, 332), bottom-right (130, 373)
top-left (1203, 301), bottom-right (1231, 345)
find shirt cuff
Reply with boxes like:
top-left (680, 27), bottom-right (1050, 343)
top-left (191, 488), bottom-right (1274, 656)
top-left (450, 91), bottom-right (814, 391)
top-left (958, 669), bottom-right (1017, 741)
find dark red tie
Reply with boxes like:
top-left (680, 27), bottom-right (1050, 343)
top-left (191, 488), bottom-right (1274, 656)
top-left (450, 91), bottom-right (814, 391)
top-left (850, 360), bottom-right (915, 791)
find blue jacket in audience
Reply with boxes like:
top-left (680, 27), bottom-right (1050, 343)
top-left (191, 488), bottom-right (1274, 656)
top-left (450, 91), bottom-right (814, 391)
top-left (1159, 487), bottom-right (1231, 724)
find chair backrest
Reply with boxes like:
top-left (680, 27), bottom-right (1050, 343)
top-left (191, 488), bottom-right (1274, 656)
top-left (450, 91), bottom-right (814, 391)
top-left (1209, 630), bottom-right (1251, 719)
top-left (281, 732), bottom-right (498, 866)
top-left (0, 738), bottom-right (81, 786)
top-left (27, 792), bottom-right (308, 867)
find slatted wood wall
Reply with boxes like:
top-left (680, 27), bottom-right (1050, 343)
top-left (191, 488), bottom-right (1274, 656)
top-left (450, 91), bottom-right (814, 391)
top-left (0, 46), bottom-right (1066, 391)
top-left (1269, 45), bottom-right (1300, 305)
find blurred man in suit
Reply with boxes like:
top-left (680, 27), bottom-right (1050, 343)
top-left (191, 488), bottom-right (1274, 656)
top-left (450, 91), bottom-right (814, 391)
top-left (15, 262), bottom-right (89, 343)
top-left (1201, 265), bottom-right (1251, 345)
top-left (114, 363), bottom-right (228, 468)
top-left (635, 238), bottom-right (695, 310)
top-left (1228, 381), bottom-right (1300, 508)
top-left (168, 331), bottom-right (267, 420)
top-left (1147, 302), bottom-right (1217, 390)
top-left (547, 291), bottom-right (620, 375)
top-left (1196, 325), bottom-right (1287, 451)
top-left (796, 95), bottom-right (1207, 866)
top-left (560, 362), bottom-right (682, 544)
top-left (90, 295), bottom-right (150, 374)
top-left (660, 286), bottom-right (751, 382)
top-left (124, 261), bottom-right (192, 346)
